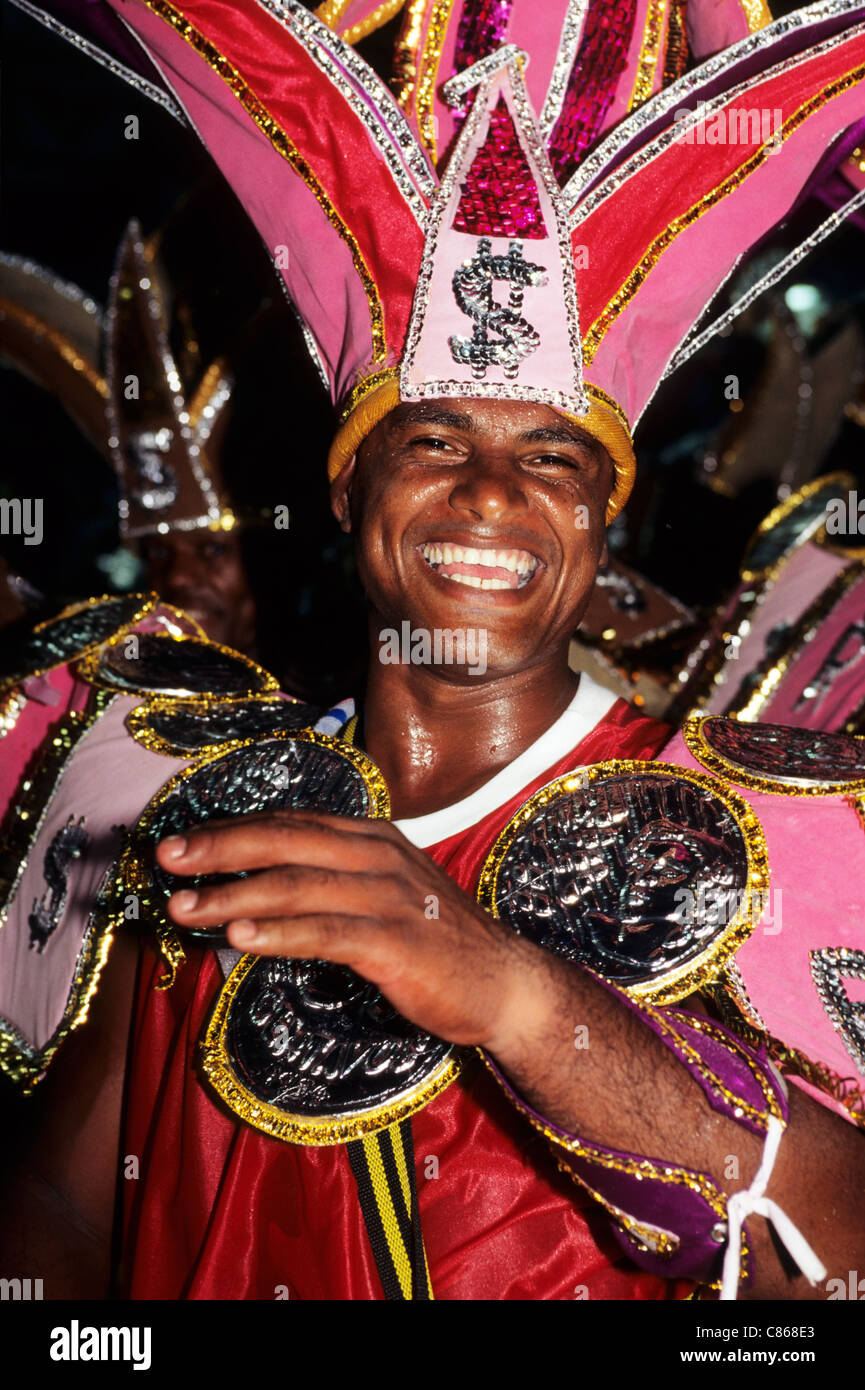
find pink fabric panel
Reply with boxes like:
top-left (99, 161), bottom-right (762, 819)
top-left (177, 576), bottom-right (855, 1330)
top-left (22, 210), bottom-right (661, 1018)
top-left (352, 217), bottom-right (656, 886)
top-left (586, 81), bottom-right (865, 424)
top-left (119, 0), bottom-right (380, 402)
top-left (0, 696), bottom-right (190, 1059)
top-left (405, 72), bottom-right (581, 406)
top-left (687, 0), bottom-right (756, 62)
top-left (662, 729), bottom-right (865, 1124)
top-left (0, 667), bottom-right (79, 821)
top-left (763, 569), bottom-right (865, 730)
top-left (704, 543), bottom-right (847, 715)
top-left (605, 0), bottom-right (656, 130)
top-left (508, 0), bottom-right (577, 123)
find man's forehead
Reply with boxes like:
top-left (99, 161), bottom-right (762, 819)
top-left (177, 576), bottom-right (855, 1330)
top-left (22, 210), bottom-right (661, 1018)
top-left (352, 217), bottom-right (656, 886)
top-left (385, 398), bottom-right (603, 452)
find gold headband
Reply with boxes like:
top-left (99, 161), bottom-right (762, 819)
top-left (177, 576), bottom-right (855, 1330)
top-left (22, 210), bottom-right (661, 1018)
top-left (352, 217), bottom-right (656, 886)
top-left (327, 369), bottom-right (636, 523)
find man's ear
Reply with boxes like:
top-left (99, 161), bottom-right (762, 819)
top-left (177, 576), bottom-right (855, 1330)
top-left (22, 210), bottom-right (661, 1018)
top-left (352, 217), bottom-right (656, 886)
top-left (329, 455), bottom-right (357, 533)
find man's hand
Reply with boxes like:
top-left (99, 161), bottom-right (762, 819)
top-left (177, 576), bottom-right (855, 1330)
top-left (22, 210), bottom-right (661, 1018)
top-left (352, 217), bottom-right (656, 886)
top-left (158, 810), bottom-right (548, 1053)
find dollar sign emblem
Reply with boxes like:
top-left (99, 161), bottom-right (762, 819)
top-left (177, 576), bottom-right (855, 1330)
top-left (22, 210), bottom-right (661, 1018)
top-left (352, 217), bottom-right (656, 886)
top-left (450, 238), bottom-right (548, 380)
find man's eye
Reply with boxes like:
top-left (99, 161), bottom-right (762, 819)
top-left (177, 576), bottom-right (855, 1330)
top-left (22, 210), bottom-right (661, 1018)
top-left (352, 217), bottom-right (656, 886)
top-left (410, 435), bottom-right (453, 452)
top-left (532, 453), bottom-right (581, 470)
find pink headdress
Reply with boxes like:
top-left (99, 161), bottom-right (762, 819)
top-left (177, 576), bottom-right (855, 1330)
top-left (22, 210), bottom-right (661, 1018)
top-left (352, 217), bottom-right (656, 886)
top-left (17, 0), bottom-right (865, 520)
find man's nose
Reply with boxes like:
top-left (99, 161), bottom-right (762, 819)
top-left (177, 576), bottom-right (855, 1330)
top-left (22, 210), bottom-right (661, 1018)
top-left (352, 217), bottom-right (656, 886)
top-left (447, 454), bottom-right (528, 523)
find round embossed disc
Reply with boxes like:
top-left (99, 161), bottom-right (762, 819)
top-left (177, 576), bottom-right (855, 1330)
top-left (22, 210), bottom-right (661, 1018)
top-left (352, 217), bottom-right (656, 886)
top-left (0, 592), bottom-right (156, 693)
top-left (202, 954), bottom-right (459, 1145)
top-left (477, 760), bottom-right (769, 1006)
top-left (77, 631), bottom-right (278, 697)
top-left (126, 693), bottom-right (320, 756)
top-left (684, 717), bottom-right (865, 795)
top-left (123, 733), bottom-right (458, 1141)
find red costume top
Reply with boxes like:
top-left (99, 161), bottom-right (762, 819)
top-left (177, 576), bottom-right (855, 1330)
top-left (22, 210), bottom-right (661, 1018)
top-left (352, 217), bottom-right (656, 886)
top-left (119, 685), bottom-right (692, 1300)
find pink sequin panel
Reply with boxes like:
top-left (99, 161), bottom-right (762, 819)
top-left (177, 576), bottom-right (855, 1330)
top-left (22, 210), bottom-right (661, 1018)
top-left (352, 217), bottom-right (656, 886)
top-left (453, 95), bottom-right (547, 238)
top-left (548, 0), bottom-right (639, 184)
top-left (449, 0), bottom-right (515, 138)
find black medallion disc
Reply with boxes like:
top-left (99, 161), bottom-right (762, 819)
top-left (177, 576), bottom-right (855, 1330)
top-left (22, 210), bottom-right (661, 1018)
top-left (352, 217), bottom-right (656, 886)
top-left (478, 761), bottom-right (768, 1005)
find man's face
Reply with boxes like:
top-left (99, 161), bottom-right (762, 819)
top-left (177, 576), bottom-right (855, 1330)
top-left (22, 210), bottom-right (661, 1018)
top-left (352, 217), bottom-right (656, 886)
top-left (332, 398), bottom-right (613, 679)
top-left (139, 529), bottom-right (257, 654)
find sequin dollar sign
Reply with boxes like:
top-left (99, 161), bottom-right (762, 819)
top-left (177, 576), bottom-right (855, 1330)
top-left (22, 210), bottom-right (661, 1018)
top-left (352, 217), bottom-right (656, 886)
top-left (449, 239), bottom-right (548, 380)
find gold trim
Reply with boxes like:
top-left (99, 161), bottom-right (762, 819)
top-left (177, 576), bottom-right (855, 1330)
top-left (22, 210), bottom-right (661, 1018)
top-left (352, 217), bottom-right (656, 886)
top-left (475, 1048), bottom-right (733, 1259)
top-left (683, 715), bottom-right (865, 797)
top-left (0, 592), bottom-right (158, 699)
top-left (583, 66), bottom-right (865, 365)
top-left (414, 0), bottom-right (454, 161)
top-left (725, 562), bottom-right (865, 723)
top-left (710, 970), bottom-right (865, 1132)
top-left (315, 0), bottom-right (352, 28)
top-left (741, 470), bottom-right (854, 581)
top-left (342, 0), bottom-right (407, 44)
top-left (0, 690), bottom-right (27, 742)
top-left (0, 298), bottom-right (108, 397)
top-left (201, 952), bottom-right (461, 1145)
top-left (476, 759), bottom-right (771, 1007)
top-left (76, 629), bottom-right (280, 699)
top-left (670, 472), bottom-right (855, 719)
top-left (142, 0), bottom-right (386, 360)
top-left (328, 373), bottom-right (636, 522)
top-left (393, 0), bottom-right (426, 107)
top-left (116, 726), bottom-right (390, 987)
top-left (125, 691), bottom-right (299, 758)
top-left (628, 0), bottom-right (668, 112)
top-left (740, 0), bottom-right (773, 34)
top-left (0, 687), bottom-right (117, 1090)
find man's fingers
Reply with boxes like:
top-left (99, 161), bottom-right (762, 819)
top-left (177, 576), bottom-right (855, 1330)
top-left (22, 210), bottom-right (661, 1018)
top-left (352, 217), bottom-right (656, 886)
top-left (167, 866), bottom-right (395, 927)
top-left (156, 810), bottom-right (398, 877)
top-left (225, 912), bottom-right (388, 969)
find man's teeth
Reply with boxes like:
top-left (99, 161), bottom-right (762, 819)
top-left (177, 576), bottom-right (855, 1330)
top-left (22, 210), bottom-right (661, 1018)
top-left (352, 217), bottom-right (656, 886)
top-left (420, 542), bottom-right (539, 589)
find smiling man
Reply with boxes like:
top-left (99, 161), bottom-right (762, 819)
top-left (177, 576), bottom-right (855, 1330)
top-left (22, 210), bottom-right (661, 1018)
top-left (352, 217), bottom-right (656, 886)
top-left (3, 0), bottom-right (865, 1307)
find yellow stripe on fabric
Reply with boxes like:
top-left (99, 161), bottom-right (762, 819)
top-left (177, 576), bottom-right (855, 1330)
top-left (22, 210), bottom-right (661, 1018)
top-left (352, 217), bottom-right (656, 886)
top-left (388, 1118), bottom-right (414, 1218)
top-left (142, 0), bottom-right (386, 361)
top-left (393, 0), bottom-right (426, 106)
top-left (342, 0), bottom-right (407, 44)
top-left (415, 0), bottom-right (455, 161)
top-left (740, 0), bottom-right (772, 34)
top-left (584, 62), bottom-right (865, 364)
top-left (361, 1132), bottom-right (414, 1298)
top-left (315, 0), bottom-right (351, 28)
top-left (628, 0), bottom-right (668, 111)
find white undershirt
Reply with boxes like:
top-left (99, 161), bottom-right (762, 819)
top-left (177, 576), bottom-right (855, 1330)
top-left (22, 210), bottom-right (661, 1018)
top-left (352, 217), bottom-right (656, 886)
top-left (394, 673), bottom-right (618, 849)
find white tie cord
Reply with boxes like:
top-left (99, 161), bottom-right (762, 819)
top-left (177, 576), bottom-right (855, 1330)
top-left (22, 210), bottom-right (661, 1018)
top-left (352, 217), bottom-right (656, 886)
top-left (720, 1115), bottom-right (827, 1301)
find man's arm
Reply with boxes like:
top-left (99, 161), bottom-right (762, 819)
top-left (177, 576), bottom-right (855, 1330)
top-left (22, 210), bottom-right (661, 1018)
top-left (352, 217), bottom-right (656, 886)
top-left (160, 810), bottom-right (865, 1298)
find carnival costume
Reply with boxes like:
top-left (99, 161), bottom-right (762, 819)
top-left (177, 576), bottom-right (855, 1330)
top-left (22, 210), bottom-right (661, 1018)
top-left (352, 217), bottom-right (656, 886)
top-left (2, 0), bottom-right (865, 1299)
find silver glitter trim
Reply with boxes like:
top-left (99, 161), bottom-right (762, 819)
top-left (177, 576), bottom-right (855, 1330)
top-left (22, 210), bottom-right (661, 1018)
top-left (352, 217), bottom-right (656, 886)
top-left (192, 373), bottom-right (234, 450)
top-left (563, 0), bottom-right (865, 209)
top-left (400, 56), bottom-right (589, 418)
top-left (105, 222), bottom-right (221, 535)
top-left (569, 19), bottom-right (865, 230)
top-left (9, 0), bottom-right (184, 123)
top-left (538, 0), bottom-right (591, 137)
top-left (660, 188), bottom-right (865, 384)
top-left (255, 0), bottom-right (435, 222)
top-left (441, 44), bottom-right (530, 107)
top-left (287, 296), bottom-right (331, 392)
top-left (0, 251), bottom-right (104, 323)
top-left (810, 947), bottom-right (865, 1076)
